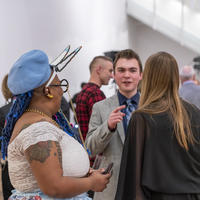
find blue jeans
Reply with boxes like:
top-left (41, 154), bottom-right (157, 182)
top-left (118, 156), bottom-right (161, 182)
top-left (9, 189), bottom-right (92, 200)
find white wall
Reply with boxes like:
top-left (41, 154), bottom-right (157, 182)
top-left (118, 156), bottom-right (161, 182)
top-left (1, 1), bottom-right (199, 107)
top-left (0, 0), bottom-right (128, 106)
top-left (127, 17), bottom-right (198, 69)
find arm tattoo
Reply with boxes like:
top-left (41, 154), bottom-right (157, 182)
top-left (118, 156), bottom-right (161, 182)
top-left (26, 141), bottom-right (53, 163)
top-left (55, 142), bottom-right (63, 169)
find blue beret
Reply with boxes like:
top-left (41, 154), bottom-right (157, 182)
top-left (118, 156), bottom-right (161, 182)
top-left (8, 50), bottom-right (51, 95)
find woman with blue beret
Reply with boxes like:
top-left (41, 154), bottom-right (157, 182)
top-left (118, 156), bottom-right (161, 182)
top-left (1, 49), bottom-right (110, 200)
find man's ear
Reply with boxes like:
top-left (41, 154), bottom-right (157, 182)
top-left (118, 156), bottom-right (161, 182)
top-left (139, 72), bottom-right (143, 80)
top-left (96, 65), bottom-right (102, 75)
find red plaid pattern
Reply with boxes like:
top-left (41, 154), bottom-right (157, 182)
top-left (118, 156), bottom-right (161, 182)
top-left (76, 82), bottom-right (106, 140)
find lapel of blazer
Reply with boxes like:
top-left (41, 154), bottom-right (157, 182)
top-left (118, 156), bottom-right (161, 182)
top-left (109, 94), bottom-right (125, 144)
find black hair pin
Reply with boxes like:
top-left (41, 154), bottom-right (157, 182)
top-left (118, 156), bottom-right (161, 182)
top-left (50, 45), bottom-right (82, 72)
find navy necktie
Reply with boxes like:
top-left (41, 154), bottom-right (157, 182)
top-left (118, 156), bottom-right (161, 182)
top-left (125, 99), bottom-right (135, 126)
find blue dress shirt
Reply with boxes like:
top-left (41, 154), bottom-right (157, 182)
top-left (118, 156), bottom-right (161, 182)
top-left (117, 90), bottom-right (140, 134)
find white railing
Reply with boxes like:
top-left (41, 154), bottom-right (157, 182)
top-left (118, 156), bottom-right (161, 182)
top-left (127, 0), bottom-right (200, 53)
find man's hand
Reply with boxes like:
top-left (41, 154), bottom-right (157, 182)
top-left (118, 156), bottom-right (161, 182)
top-left (108, 105), bottom-right (125, 131)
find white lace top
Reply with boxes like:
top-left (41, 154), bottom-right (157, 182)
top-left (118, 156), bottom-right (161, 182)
top-left (8, 121), bottom-right (90, 192)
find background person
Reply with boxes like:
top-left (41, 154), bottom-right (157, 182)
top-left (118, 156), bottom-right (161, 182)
top-left (72, 82), bottom-right (87, 107)
top-left (115, 52), bottom-right (200, 200)
top-left (0, 74), bottom-right (14, 200)
top-left (86, 49), bottom-right (142, 200)
top-left (0, 74), bottom-right (13, 134)
top-left (60, 96), bottom-right (70, 120)
top-left (179, 65), bottom-right (200, 109)
top-left (76, 56), bottom-right (113, 141)
top-left (1, 50), bottom-right (110, 200)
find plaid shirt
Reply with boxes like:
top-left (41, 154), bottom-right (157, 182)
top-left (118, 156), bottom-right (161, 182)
top-left (76, 82), bottom-right (106, 140)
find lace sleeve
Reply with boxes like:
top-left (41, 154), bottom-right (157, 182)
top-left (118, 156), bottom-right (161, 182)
top-left (16, 121), bottom-right (62, 152)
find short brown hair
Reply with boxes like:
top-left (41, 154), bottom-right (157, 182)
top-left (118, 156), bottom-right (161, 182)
top-left (113, 49), bottom-right (142, 73)
top-left (2, 74), bottom-right (13, 101)
top-left (89, 56), bottom-right (113, 73)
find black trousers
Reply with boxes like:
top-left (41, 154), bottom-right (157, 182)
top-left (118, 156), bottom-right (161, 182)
top-left (1, 161), bottom-right (14, 200)
top-left (152, 192), bottom-right (200, 200)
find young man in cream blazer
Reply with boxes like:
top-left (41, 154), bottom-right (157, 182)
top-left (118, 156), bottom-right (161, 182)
top-left (86, 49), bottom-right (143, 200)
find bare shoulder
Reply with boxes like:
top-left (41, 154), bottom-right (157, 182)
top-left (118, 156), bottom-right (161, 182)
top-left (20, 118), bottom-right (48, 132)
top-left (9, 117), bottom-right (49, 144)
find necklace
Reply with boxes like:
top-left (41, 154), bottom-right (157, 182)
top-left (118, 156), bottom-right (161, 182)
top-left (25, 108), bottom-right (60, 128)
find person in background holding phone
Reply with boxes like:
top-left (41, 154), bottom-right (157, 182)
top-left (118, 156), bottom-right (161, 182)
top-left (115, 52), bottom-right (200, 200)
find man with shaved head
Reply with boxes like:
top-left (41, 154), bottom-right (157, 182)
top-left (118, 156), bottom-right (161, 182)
top-left (179, 65), bottom-right (200, 109)
top-left (76, 56), bottom-right (113, 141)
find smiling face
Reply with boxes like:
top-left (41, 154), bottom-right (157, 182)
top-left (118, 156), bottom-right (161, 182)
top-left (114, 58), bottom-right (142, 98)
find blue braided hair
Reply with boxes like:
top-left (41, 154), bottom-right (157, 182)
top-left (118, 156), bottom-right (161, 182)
top-left (1, 91), bottom-right (84, 159)
top-left (53, 112), bottom-right (82, 145)
top-left (1, 91), bottom-right (33, 159)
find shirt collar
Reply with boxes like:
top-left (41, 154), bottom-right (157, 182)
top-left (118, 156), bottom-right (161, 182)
top-left (117, 90), bottom-right (140, 106)
top-left (182, 80), bottom-right (195, 85)
top-left (86, 82), bottom-right (100, 88)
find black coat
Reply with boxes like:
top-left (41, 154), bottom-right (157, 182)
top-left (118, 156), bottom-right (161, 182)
top-left (115, 101), bottom-right (200, 200)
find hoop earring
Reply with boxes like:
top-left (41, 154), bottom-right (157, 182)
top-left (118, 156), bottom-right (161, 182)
top-left (47, 94), bottom-right (54, 99)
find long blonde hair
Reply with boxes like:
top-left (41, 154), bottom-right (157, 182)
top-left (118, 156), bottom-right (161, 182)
top-left (139, 52), bottom-right (194, 150)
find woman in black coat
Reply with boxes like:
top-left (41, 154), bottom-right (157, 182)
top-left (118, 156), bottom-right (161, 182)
top-left (115, 52), bottom-right (200, 200)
